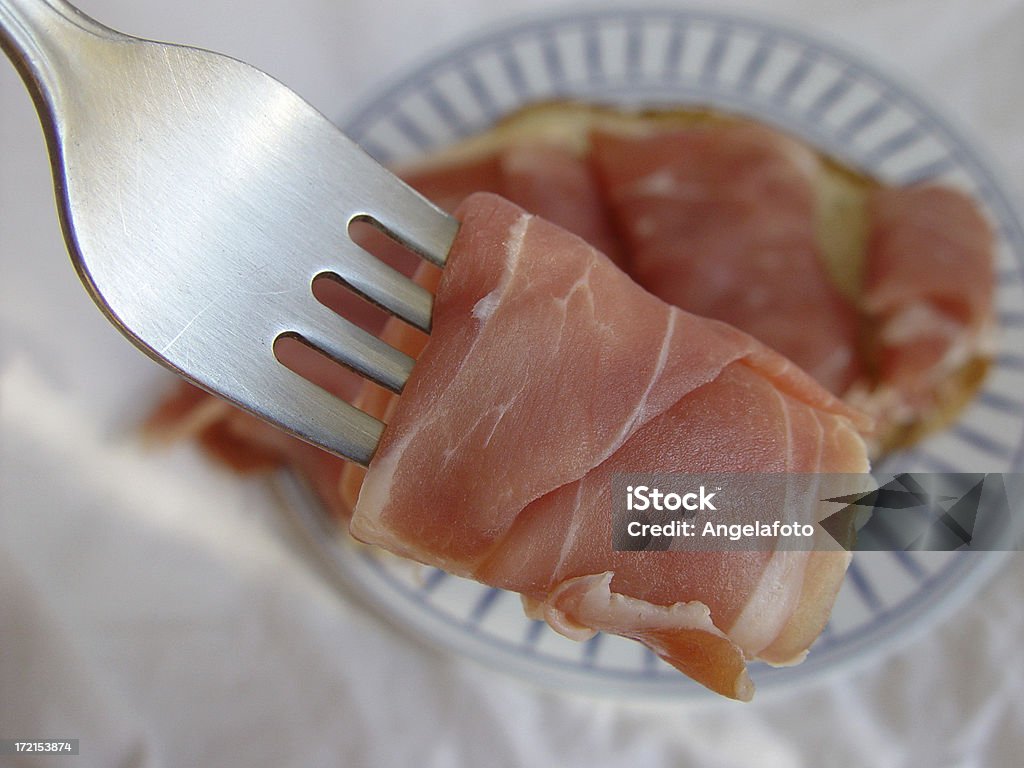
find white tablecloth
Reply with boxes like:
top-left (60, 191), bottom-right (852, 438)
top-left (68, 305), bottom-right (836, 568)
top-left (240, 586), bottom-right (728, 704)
top-left (2, 1), bottom-right (1022, 766)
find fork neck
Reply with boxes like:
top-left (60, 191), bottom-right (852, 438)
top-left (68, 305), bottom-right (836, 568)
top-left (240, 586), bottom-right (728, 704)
top-left (0, 0), bottom-right (117, 104)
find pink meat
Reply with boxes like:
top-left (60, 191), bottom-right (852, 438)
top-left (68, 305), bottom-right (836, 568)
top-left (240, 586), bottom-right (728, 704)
top-left (402, 144), bottom-right (624, 265)
top-left (401, 154), bottom-right (504, 214)
top-left (499, 144), bottom-right (624, 266)
top-left (348, 193), bottom-right (869, 700)
top-left (590, 124), bottom-right (862, 395)
top-left (861, 184), bottom-right (995, 421)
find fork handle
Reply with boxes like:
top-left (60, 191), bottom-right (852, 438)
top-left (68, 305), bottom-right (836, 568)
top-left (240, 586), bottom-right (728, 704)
top-left (0, 0), bottom-right (116, 101)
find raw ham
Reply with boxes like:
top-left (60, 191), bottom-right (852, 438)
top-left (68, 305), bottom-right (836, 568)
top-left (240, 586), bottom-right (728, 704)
top-left (348, 193), bottom-right (870, 700)
top-left (498, 144), bottom-right (623, 265)
top-left (401, 153), bottom-right (503, 214)
top-left (590, 124), bottom-right (863, 395)
top-left (145, 382), bottom-right (284, 473)
top-left (143, 106), bottom-right (996, 699)
top-left (402, 143), bottom-right (625, 265)
top-left (857, 184), bottom-right (995, 428)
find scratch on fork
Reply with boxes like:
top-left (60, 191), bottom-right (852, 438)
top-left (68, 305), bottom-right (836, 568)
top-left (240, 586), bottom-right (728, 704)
top-left (161, 271), bottom-right (301, 354)
top-left (159, 292), bottom-right (225, 354)
top-left (163, 48), bottom-right (199, 111)
top-left (117, 187), bottom-right (128, 236)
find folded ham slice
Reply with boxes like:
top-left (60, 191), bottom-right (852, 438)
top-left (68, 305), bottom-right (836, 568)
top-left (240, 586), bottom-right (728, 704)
top-left (590, 124), bottom-right (863, 395)
top-left (857, 184), bottom-right (995, 431)
top-left (142, 103), bottom-right (999, 699)
top-left (348, 192), bottom-right (870, 700)
top-left (402, 143), bottom-right (625, 266)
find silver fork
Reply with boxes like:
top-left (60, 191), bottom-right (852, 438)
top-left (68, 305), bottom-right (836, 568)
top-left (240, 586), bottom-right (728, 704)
top-left (0, 0), bottom-right (457, 466)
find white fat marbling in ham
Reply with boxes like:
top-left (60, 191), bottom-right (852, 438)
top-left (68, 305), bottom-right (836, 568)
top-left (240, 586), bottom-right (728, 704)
top-left (348, 193), bottom-right (869, 700)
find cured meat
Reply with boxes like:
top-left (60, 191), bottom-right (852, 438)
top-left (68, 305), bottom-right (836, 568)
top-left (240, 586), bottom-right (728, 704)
top-left (498, 144), bottom-right (623, 265)
top-left (348, 193), bottom-right (870, 700)
top-left (144, 105), bottom-right (995, 699)
top-left (590, 123), bottom-right (863, 395)
top-left (401, 153), bottom-right (503, 214)
top-left (402, 143), bottom-right (624, 265)
top-left (858, 184), bottom-right (995, 428)
top-left (145, 381), bottom-right (284, 473)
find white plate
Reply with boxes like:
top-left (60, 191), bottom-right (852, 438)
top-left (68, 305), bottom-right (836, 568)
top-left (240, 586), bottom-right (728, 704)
top-left (282, 7), bottom-right (1024, 699)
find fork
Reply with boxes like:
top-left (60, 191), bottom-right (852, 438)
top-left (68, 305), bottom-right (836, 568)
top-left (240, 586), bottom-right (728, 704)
top-left (0, 0), bottom-right (458, 466)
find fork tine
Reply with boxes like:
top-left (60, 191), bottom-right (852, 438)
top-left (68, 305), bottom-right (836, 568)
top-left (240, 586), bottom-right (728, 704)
top-left (290, 299), bottom-right (416, 394)
top-left (330, 237), bottom-right (435, 332)
top-left (358, 175), bottom-right (460, 269)
top-left (245, 362), bottom-right (385, 466)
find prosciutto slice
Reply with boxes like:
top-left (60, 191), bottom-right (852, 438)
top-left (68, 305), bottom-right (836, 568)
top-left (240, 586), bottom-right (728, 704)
top-left (143, 104), bottom-right (998, 699)
top-left (859, 184), bottom-right (995, 426)
top-left (590, 123), bottom-right (862, 395)
top-left (348, 193), bottom-right (870, 700)
top-left (402, 143), bottom-right (624, 265)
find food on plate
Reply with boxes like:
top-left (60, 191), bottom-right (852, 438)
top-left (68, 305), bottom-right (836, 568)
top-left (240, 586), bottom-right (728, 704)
top-left (589, 123), bottom-right (863, 395)
top-left (390, 102), bottom-right (995, 451)
top-left (149, 104), bottom-right (995, 464)
top-left (402, 143), bottom-right (624, 265)
top-left (145, 101), bottom-right (996, 698)
top-left (345, 192), bottom-right (868, 699)
top-left (850, 184), bottom-right (995, 450)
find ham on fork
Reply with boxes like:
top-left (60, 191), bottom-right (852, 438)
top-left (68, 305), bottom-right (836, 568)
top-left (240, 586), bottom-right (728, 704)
top-left (347, 193), bottom-right (871, 700)
top-left (139, 103), bottom-right (999, 699)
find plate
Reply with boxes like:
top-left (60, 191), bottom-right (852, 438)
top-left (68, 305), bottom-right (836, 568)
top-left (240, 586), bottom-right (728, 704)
top-left (282, 7), bottom-right (1024, 699)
